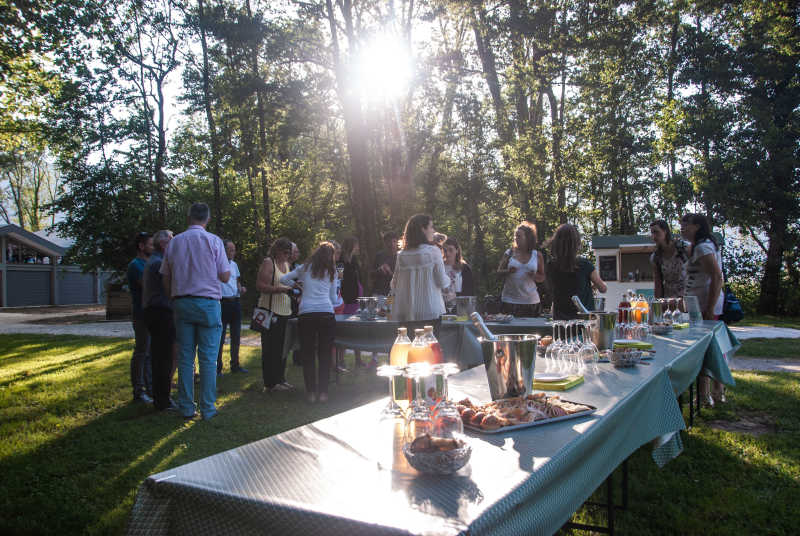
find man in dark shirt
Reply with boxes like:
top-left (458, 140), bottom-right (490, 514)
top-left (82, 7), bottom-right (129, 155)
top-left (142, 230), bottom-right (176, 410)
top-left (127, 232), bottom-right (153, 403)
top-left (372, 231), bottom-right (399, 295)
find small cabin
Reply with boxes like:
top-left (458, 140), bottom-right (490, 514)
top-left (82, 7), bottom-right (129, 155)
top-left (591, 235), bottom-right (656, 310)
top-left (0, 224), bottom-right (112, 307)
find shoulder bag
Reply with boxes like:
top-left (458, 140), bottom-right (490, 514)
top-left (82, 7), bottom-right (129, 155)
top-left (250, 258), bottom-right (277, 332)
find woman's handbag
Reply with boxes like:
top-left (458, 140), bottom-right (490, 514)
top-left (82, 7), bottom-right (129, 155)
top-left (250, 258), bottom-right (277, 333)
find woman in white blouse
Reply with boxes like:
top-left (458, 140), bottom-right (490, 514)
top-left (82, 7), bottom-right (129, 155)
top-left (391, 214), bottom-right (449, 336)
top-left (680, 213), bottom-right (725, 406)
top-left (280, 242), bottom-right (343, 404)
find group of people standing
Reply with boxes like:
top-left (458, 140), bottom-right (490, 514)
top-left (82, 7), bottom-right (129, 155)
top-left (650, 213), bottom-right (725, 406)
top-left (127, 203), bottom-right (242, 419)
top-left (126, 203), bottom-right (727, 414)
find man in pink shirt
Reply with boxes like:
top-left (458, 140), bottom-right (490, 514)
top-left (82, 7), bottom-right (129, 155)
top-left (161, 203), bottom-right (230, 420)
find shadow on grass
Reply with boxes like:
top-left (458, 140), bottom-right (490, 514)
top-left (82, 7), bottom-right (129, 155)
top-left (0, 346), bottom-right (386, 535)
top-left (0, 341), bottom-right (132, 388)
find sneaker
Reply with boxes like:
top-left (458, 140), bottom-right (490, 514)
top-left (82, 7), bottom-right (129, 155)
top-left (280, 381), bottom-right (294, 390)
top-left (336, 365), bottom-right (350, 374)
top-left (318, 392), bottom-right (328, 403)
top-left (272, 383), bottom-right (291, 391)
top-left (134, 393), bottom-right (154, 404)
top-left (232, 367), bottom-right (249, 374)
top-left (182, 412), bottom-right (199, 420)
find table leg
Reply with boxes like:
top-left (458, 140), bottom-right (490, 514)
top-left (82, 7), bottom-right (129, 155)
top-left (689, 382), bottom-right (695, 427)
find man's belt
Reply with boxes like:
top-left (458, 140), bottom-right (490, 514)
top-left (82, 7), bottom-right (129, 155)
top-left (174, 295), bottom-right (219, 301)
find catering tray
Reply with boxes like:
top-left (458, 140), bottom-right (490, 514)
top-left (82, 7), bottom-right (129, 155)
top-left (461, 397), bottom-right (597, 434)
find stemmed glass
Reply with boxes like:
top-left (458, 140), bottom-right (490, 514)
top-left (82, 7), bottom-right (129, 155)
top-left (578, 320), bottom-right (600, 374)
top-left (544, 320), bottom-right (564, 372)
top-left (405, 363), bottom-right (433, 443)
top-left (557, 321), bottom-right (580, 375)
top-left (617, 307), bottom-right (634, 339)
top-left (431, 363), bottom-right (463, 438)
top-left (377, 364), bottom-right (405, 419)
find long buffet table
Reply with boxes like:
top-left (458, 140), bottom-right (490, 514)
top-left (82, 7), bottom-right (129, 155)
top-left (127, 322), bottom-right (739, 536)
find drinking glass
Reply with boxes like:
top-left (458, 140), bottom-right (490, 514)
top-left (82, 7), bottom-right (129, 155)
top-left (544, 320), bottom-right (564, 372)
top-left (578, 321), bottom-right (600, 374)
top-left (405, 363), bottom-right (433, 442)
top-left (431, 363), bottom-right (463, 438)
top-left (557, 321), bottom-right (580, 375)
top-left (377, 364), bottom-right (405, 419)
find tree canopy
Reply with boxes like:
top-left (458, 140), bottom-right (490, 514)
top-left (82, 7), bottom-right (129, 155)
top-left (1, 0), bottom-right (797, 314)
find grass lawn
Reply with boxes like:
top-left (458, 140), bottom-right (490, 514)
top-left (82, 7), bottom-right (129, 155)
top-left (1, 334), bottom-right (798, 535)
top-left (737, 315), bottom-right (800, 330)
top-left (737, 338), bottom-right (800, 359)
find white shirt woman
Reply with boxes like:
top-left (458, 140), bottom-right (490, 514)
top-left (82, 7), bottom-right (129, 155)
top-left (391, 215), bottom-right (449, 322)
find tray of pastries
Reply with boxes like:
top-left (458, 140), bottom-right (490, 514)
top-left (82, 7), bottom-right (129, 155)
top-left (457, 393), bottom-right (596, 433)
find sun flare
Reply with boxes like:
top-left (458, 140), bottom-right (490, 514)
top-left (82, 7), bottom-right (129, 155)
top-left (353, 36), bottom-right (413, 101)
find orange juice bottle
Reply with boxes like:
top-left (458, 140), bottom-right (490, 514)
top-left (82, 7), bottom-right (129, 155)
top-left (423, 325), bottom-right (444, 364)
top-left (390, 327), bottom-right (411, 367)
top-left (407, 329), bottom-right (433, 402)
top-left (390, 328), bottom-right (411, 405)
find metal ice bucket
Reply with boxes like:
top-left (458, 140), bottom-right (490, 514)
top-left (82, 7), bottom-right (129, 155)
top-left (478, 334), bottom-right (540, 400)
top-left (578, 311), bottom-right (617, 350)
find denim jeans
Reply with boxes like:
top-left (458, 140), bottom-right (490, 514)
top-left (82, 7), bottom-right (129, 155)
top-left (173, 297), bottom-right (222, 418)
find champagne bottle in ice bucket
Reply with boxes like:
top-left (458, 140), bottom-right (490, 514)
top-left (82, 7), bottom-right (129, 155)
top-left (470, 312), bottom-right (497, 341)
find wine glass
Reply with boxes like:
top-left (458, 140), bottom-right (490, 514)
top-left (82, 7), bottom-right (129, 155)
top-left (557, 321), bottom-right (579, 375)
top-left (544, 320), bottom-right (564, 372)
top-left (405, 363), bottom-right (433, 443)
top-left (377, 364), bottom-right (405, 419)
top-left (579, 321), bottom-right (600, 374)
top-left (431, 363), bottom-right (463, 438)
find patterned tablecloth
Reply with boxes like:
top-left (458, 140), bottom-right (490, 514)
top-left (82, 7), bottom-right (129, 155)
top-left (128, 322), bottom-right (736, 536)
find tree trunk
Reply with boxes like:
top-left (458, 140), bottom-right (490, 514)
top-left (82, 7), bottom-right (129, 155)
top-left (758, 218), bottom-right (785, 314)
top-left (198, 0), bottom-right (223, 234)
top-left (154, 78), bottom-right (168, 227)
top-left (326, 0), bottom-right (378, 267)
top-left (471, 6), bottom-right (510, 144)
top-left (245, 0), bottom-right (271, 243)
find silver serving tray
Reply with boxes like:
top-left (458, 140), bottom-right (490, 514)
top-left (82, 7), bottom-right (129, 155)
top-left (463, 399), bottom-right (597, 434)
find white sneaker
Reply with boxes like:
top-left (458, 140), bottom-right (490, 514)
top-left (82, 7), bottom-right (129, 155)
top-left (272, 383), bottom-right (291, 391)
top-left (280, 381), bottom-right (295, 390)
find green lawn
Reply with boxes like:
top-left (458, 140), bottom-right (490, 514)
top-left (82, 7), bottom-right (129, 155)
top-left (738, 315), bottom-right (800, 330)
top-left (1, 334), bottom-right (798, 535)
top-left (738, 338), bottom-right (800, 359)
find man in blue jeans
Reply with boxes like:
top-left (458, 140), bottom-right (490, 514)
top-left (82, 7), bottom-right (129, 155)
top-left (161, 203), bottom-right (230, 420)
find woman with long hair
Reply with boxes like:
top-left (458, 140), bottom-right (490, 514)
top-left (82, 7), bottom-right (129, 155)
top-left (497, 221), bottom-right (546, 317)
top-left (680, 213), bottom-right (725, 405)
top-left (280, 242), bottom-right (343, 403)
top-left (545, 224), bottom-right (607, 320)
top-left (255, 237), bottom-right (295, 392)
top-left (649, 220), bottom-right (688, 299)
top-left (442, 237), bottom-right (475, 306)
top-left (391, 214), bottom-right (449, 336)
